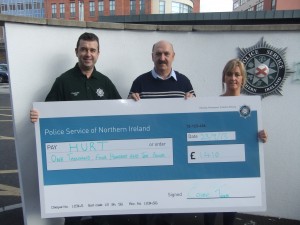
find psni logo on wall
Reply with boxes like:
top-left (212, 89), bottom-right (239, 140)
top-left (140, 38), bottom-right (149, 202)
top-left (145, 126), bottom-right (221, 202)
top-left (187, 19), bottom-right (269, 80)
top-left (238, 38), bottom-right (292, 98)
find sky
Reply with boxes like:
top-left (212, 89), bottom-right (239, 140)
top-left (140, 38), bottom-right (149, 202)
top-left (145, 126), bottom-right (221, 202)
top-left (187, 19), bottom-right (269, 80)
top-left (200, 0), bottom-right (233, 12)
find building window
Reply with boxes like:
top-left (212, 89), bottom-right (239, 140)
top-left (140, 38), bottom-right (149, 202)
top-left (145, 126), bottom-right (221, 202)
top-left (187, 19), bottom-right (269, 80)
top-left (140, 0), bottom-right (145, 14)
top-left (256, 1), bottom-right (264, 11)
top-left (271, 0), bottom-right (276, 10)
top-left (51, 3), bottom-right (56, 18)
top-left (109, 0), bottom-right (115, 15)
top-left (25, 3), bottom-right (32, 10)
top-left (17, 2), bottom-right (24, 11)
top-left (79, 1), bottom-right (84, 20)
top-left (98, 0), bottom-right (104, 15)
top-left (233, 1), bottom-right (239, 9)
top-left (159, 1), bottom-right (165, 14)
top-left (1, 4), bottom-right (8, 12)
top-left (172, 2), bottom-right (192, 13)
top-left (89, 1), bottom-right (95, 16)
top-left (9, 4), bottom-right (16, 11)
top-left (70, 2), bottom-right (75, 18)
top-left (59, 3), bottom-right (65, 18)
top-left (33, 1), bottom-right (39, 9)
top-left (248, 6), bottom-right (254, 11)
top-left (130, 0), bottom-right (136, 15)
top-left (240, 0), bottom-right (246, 5)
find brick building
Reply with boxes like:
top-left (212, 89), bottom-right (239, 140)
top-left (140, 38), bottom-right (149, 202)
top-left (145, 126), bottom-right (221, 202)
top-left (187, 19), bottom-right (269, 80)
top-left (233, 0), bottom-right (300, 11)
top-left (44, 0), bottom-right (200, 22)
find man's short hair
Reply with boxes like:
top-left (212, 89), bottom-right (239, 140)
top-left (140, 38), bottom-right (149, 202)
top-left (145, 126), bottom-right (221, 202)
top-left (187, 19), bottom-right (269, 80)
top-left (76, 32), bottom-right (100, 52)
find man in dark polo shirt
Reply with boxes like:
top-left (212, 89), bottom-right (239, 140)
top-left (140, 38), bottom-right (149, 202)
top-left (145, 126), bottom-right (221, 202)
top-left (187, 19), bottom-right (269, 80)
top-left (45, 32), bottom-right (120, 101)
top-left (35, 33), bottom-right (121, 101)
top-left (30, 32), bottom-right (121, 225)
top-left (31, 32), bottom-right (121, 120)
top-left (45, 63), bottom-right (121, 101)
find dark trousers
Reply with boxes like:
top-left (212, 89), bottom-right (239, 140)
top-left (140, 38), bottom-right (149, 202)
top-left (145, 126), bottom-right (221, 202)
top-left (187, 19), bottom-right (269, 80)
top-left (204, 212), bottom-right (236, 225)
top-left (64, 217), bottom-right (82, 225)
top-left (138, 214), bottom-right (173, 225)
top-left (64, 216), bottom-right (111, 225)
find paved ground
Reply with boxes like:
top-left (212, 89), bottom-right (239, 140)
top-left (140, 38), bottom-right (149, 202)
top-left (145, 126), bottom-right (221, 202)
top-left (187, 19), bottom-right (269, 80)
top-left (0, 83), bottom-right (22, 224)
top-left (1, 83), bottom-right (300, 225)
top-left (1, 208), bottom-right (300, 225)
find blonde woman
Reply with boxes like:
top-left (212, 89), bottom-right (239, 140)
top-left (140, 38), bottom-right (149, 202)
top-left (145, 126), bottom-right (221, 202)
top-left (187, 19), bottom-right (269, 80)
top-left (204, 59), bottom-right (267, 225)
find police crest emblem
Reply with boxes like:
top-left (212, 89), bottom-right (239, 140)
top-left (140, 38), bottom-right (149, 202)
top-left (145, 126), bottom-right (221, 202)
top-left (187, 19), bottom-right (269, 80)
top-left (238, 38), bottom-right (292, 98)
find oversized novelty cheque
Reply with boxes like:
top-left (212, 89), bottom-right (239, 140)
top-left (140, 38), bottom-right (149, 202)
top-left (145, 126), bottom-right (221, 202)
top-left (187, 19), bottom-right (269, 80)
top-left (34, 96), bottom-right (266, 218)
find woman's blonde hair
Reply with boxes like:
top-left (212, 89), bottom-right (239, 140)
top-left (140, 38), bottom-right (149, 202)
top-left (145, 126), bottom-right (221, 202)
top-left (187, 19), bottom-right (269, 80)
top-left (222, 58), bottom-right (247, 92)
